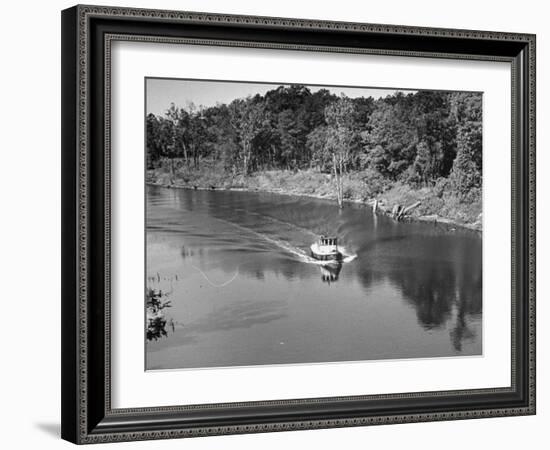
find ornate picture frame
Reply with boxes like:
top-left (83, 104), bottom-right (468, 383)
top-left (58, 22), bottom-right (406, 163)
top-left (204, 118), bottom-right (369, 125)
top-left (61, 4), bottom-right (536, 444)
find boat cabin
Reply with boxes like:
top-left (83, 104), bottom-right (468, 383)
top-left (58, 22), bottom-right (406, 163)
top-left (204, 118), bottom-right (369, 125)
top-left (310, 235), bottom-right (342, 262)
top-left (320, 236), bottom-right (337, 247)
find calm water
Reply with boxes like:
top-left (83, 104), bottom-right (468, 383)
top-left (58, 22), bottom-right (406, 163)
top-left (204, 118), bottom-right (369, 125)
top-left (145, 185), bottom-right (482, 370)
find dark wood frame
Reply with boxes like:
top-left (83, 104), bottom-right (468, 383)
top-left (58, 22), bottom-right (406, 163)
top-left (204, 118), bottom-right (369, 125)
top-left (61, 4), bottom-right (536, 444)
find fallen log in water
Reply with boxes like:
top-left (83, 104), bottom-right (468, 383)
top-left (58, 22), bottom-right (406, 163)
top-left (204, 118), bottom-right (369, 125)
top-left (392, 204), bottom-right (402, 219)
top-left (387, 201), bottom-right (422, 221)
top-left (398, 201), bottom-right (422, 220)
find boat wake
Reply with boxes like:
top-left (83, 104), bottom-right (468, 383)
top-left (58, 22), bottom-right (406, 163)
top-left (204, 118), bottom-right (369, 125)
top-left (209, 214), bottom-right (358, 266)
top-left (233, 208), bottom-right (319, 238)
top-left (258, 236), bottom-right (357, 266)
top-left (188, 262), bottom-right (240, 288)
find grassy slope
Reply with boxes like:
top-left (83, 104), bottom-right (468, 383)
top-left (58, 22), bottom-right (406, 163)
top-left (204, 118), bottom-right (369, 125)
top-left (147, 161), bottom-right (482, 229)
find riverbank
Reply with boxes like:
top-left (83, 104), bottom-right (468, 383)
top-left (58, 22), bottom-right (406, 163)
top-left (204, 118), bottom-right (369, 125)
top-left (147, 164), bottom-right (482, 232)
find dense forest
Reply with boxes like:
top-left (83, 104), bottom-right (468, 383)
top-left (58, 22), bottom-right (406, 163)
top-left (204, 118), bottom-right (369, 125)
top-left (146, 85), bottom-right (482, 225)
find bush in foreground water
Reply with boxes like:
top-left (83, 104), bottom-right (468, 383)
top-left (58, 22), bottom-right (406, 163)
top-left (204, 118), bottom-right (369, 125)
top-left (146, 288), bottom-right (172, 341)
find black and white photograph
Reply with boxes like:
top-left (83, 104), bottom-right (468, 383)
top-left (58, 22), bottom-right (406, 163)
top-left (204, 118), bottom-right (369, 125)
top-left (145, 78), bottom-right (483, 370)
top-left (1, 0), bottom-right (544, 446)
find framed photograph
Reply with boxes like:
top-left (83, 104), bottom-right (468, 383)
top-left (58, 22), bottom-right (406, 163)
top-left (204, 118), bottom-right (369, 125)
top-left (61, 4), bottom-right (536, 444)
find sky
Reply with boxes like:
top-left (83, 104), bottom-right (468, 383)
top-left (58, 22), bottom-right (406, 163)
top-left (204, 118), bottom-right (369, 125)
top-left (145, 78), bottom-right (414, 117)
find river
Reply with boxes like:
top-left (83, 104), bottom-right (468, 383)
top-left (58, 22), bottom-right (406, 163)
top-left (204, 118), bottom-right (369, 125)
top-left (145, 185), bottom-right (482, 370)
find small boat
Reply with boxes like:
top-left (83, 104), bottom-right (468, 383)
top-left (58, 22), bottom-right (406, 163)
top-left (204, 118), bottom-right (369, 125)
top-left (310, 236), bottom-right (342, 263)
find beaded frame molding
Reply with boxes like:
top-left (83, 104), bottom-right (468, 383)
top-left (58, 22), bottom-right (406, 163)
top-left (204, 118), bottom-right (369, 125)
top-left (61, 4), bottom-right (536, 444)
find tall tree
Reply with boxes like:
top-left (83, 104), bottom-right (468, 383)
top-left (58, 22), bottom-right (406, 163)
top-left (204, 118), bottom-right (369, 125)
top-left (362, 99), bottom-right (417, 180)
top-left (324, 96), bottom-right (357, 208)
top-left (185, 103), bottom-right (208, 169)
top-left (228, 97), bottom-right (267, 175)
top-left (164, 103), bottom-right (190, 182)
top-left (146, 113), bottom-right (162, 168)
top-left (306, 125), bottom-right (331, 172)
top-left (450, 120), bottom-right (482, 200)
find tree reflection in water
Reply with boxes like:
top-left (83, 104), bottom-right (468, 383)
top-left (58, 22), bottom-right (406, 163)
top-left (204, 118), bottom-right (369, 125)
top-left (387, 256), bottom-right (482, 351)
top-left (449, 275), bottom-right (482, 351)
top-left (351, 242), bottom-right (482, 353)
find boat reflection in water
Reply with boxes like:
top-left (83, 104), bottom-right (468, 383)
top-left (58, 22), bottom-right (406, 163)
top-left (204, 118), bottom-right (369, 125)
top-left (319, 263), bottom-right (342, 284)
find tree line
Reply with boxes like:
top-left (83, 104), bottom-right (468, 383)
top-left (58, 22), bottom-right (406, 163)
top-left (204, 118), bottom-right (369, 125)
top-left (146, 85), bottom-right (482, 205)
